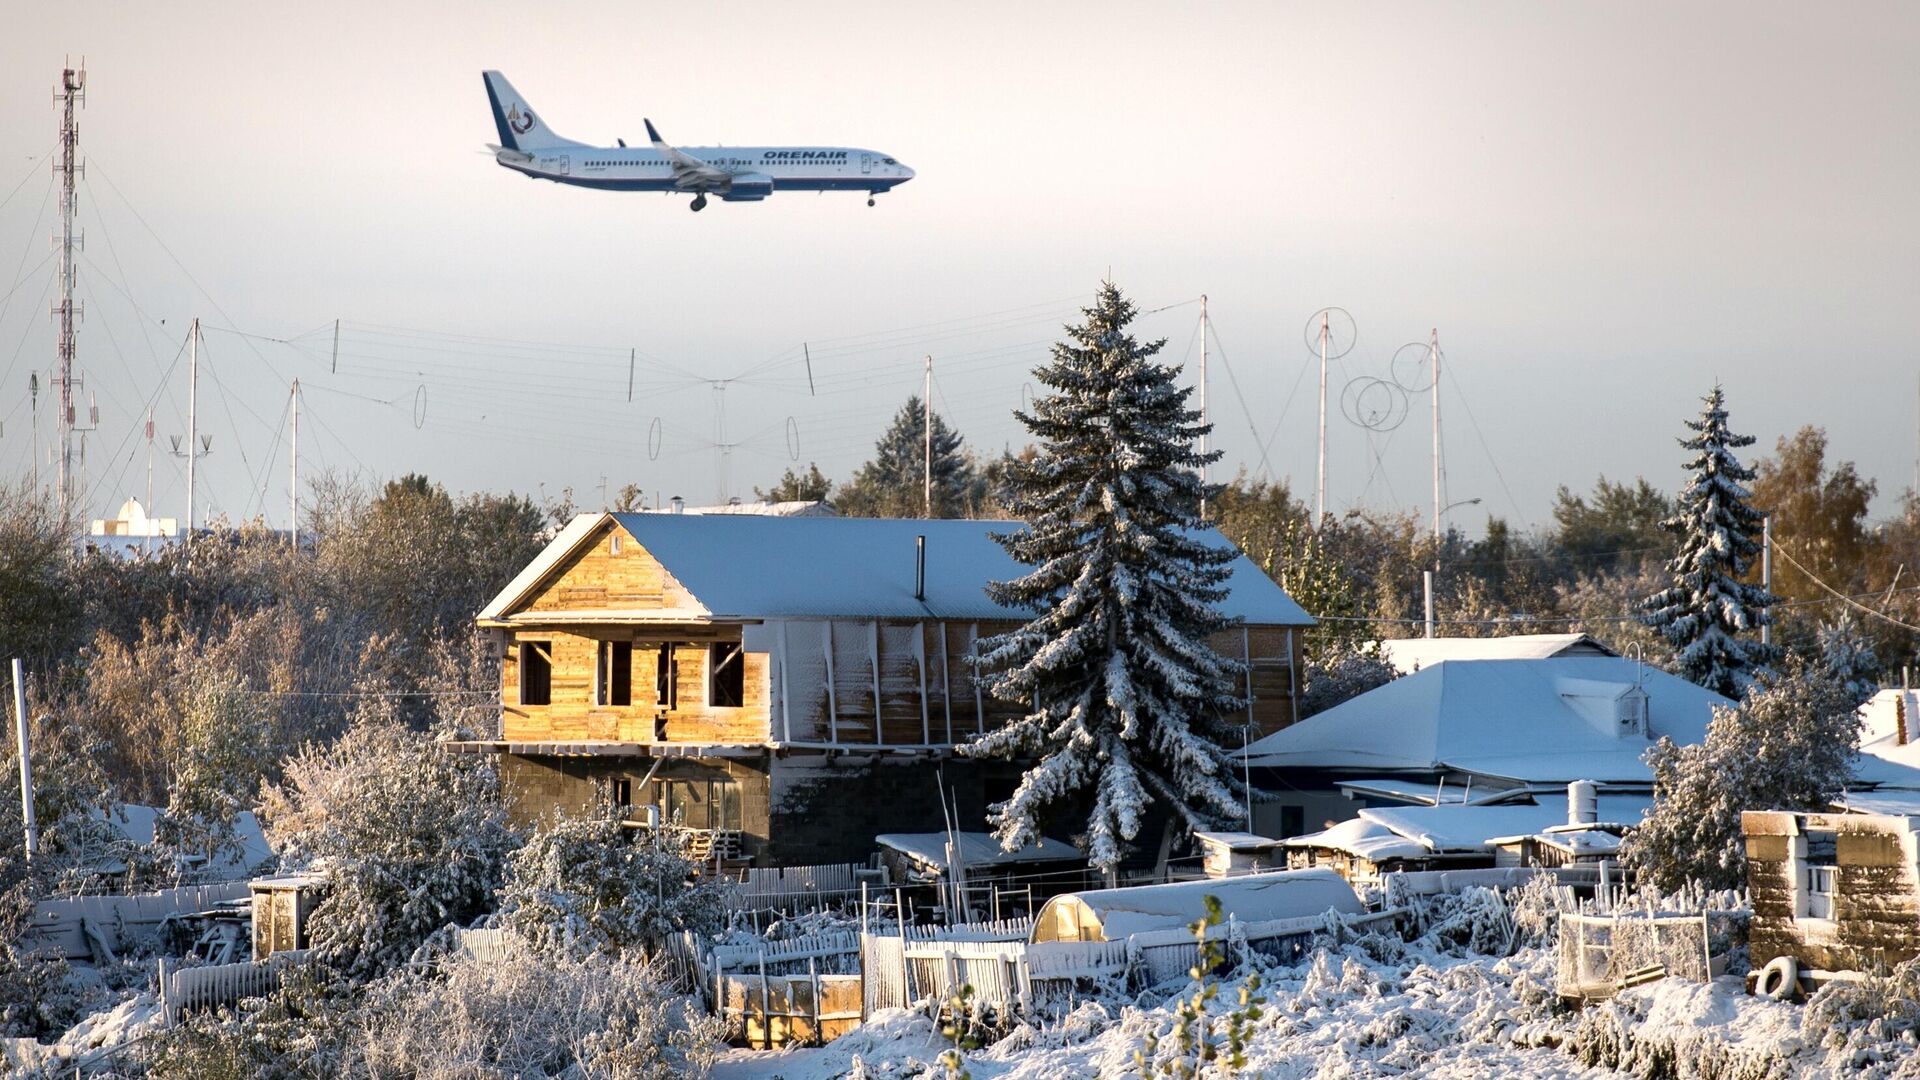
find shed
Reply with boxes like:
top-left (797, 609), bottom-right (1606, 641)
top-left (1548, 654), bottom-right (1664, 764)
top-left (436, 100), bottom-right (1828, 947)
top-left (1029, 868), bottom-right (1363, 944)
top-left (1742, 808), bottom-right (1920, 988)
top-left (249, 872), bottom-right (324, 961)
top-left (1193, 831), bottom-right (1284, 879)
top-left (875, 832), bottom-right (1083, 882)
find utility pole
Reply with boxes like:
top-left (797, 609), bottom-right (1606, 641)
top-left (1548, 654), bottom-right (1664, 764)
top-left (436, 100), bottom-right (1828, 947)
top-left (289, 380), bottom-right (299, 549)
top-left (1430, 329), bottom-right (1444, 570)
top-left (1316, 311), bottom-right (1329, 527)
top-left (144, 408), bottom-right (154, 555)
top-left (1198, 295), bottom-right (1209, 520)
top-left (28, 375), bottom-right (38, 492)
top-left (1761, 513), bottom-right (1772, 647)
top-left (52, 64), bottom-right (86, 524)
top-left (12, 659), bottom-right (36, 862)
top-left (923, 355), bottom-right (932, 517)
top-left (171, 320), bottom-right (210, 550)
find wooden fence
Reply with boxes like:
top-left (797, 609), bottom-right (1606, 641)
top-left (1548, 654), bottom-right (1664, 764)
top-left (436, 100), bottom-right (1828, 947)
top-left (861, 909), bottom-right (1400, 1019)
top-left (158, 950), bottom-right (308, 1026)
top-left (25, 882), bottom-right (251, 961)
top-left (727, 863), bottom-right (874, 913)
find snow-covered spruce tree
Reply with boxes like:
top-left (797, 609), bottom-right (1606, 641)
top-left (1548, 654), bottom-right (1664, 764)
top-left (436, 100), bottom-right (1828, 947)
top-left (1623, 656), bottom-right (1860, 892)
top-left (835, 395), bottom-right (979, 518)
top-left (961, 282), bottom-right (1246, 871)
top-left (1639, 385), bottom-right (1780, 697)
top-left (258, 700), bottom-right (518, 982)
top-left (1816, 611), bottom-right (1880, 708)
top-left (499, 807), bottom-right (723, 957)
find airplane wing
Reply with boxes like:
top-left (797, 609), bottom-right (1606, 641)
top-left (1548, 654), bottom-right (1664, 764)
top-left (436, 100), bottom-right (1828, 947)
top-left (645, 119), bottom-right (731, 189)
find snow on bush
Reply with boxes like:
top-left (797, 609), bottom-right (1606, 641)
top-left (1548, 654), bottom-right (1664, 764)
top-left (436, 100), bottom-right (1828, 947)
top-left (1801, 956), bottom-right (1920, 1071)
top-left (1624, 656), bottom-right (1859, 892)
top-left (352, 930), bottom-right (724, 1079)
top-left (258, 704), bottom-right (518, 981)
top-left (498, 806), bottom-right (724, 957)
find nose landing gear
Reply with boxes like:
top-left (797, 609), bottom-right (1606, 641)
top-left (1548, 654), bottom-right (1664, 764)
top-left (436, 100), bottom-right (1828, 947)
top-left (689, 193), bottom-right (708, 212)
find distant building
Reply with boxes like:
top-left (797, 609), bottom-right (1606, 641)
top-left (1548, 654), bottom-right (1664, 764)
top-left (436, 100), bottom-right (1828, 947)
top-left (89, 497), bottom-right (178, 538)
top-left (450, 512), bottom-right (1314, 868)
top-left (1376, 633), bottom-right (1617, 676)
top-left (1241, 656), bottom-right (1728, 839)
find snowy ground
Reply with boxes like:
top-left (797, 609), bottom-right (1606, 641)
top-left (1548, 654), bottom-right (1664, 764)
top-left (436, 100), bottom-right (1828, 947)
top-left (711, 944), bottom-right (1864, 1080)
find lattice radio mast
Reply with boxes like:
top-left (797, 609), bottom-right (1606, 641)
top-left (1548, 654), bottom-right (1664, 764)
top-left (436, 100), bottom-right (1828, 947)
top-left (52, 63), bottom-right (87, 522)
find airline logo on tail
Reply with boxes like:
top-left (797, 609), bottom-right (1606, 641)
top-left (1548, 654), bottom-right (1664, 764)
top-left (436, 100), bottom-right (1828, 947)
top-left (507, 104), bottom-right (534, 135)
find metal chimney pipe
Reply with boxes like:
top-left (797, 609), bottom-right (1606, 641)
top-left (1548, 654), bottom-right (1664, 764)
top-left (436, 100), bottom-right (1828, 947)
top-left (670, 495), bottom-right (684, 515)
top-left (915, 534), bottom-right (926, 601)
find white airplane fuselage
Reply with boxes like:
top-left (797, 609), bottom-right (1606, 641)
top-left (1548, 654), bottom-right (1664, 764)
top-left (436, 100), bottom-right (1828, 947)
top-left (483, 71), bottom-right (913, 208)
top-left (495, 145), bottom-right (915, 198)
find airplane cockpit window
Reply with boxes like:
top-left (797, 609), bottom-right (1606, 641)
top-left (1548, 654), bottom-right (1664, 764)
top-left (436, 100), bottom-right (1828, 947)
top-left (883, 158), bottom-right (897, 165)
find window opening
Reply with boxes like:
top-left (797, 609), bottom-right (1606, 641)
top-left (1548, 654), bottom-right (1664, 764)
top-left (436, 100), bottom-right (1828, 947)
top-left (709, 642), bottom-right (745, 708)
top-left (597, 640), bottom-right (632, 706)
top-left (520, 640), bottom-right (552, 706)
top-left (656, 643), bottom-right (678, 709)
top-left (1802, 830), bottom-right (1838, 919)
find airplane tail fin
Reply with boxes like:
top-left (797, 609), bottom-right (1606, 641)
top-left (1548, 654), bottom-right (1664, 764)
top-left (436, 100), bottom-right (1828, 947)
top-left (482, 71), bottom-right (581, 152)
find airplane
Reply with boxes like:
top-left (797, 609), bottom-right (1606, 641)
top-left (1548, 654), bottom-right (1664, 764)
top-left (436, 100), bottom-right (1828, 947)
top-left (481, 71), bottom-right (914, 212)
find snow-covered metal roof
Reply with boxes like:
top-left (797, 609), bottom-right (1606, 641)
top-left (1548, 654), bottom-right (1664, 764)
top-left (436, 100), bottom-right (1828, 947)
top-left (480, 513), bottom-right (1314, 625)
top-left (1283, 817), bottom-right (1431, 862)
top-left (875, 832), bottom-right (1082, 872)
top-left (1377, 634), bottom-right (1618, 675)
top-left (1356, 794), bottom-right (1650, 854)
top-left (1031, 868), bottom-right (1363, 943)
top-left (1242, 657), bottom-right (1732, 784)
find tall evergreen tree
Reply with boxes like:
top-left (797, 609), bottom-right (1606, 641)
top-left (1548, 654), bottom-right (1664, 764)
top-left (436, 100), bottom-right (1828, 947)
top-left (834, 396), bottom-right (978, 517)
top-left (1640, 385), bottom-right (1780, 696)
top-left (961, 283), bottom-right (1246, 870)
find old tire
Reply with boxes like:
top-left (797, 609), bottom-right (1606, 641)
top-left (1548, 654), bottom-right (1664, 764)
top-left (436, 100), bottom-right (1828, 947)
top-left (1756, 956), bottom-right (1799, 1000)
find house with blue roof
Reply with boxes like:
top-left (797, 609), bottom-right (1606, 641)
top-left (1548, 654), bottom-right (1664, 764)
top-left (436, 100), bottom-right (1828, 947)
top-left (450, 510), bottom-right (1315, 867)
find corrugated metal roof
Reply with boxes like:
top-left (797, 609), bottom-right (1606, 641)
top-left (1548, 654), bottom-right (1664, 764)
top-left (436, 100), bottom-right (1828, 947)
top-left (1242, 657), bottom-right (1732, 784)
top-left (481, 513), bottom-right (1313, 626)
top-left (1378, 634), bottom-right (1617, 674)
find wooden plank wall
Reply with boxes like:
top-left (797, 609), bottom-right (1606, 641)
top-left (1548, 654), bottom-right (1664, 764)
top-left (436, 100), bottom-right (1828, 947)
top-left (491, 520), bottom-right (1301, 747)
top-left (523, 521), bottom-right (695, 612)
top-left (501, 629), bottom-right (770, 743)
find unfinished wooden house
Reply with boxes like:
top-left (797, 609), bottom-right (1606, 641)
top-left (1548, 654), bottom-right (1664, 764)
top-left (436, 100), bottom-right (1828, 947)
top-left (449, 512), bottom-right (1314, 868)
top-left (1743, 806), bottom-right (1920, 986)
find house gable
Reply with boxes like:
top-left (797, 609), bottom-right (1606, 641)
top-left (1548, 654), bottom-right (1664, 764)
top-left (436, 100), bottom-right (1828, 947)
top-left (488, 516), bottom-right (708, 622)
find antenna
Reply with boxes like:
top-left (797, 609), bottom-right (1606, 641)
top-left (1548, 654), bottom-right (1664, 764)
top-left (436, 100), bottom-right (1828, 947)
top-left (52, 62), bottom-right (86, 524)
top-left (923, 355), bottom-right (932, 517)
top-left (1305, 308), bottom-right (1355, 527)
top-left (289, 380), bottom-right (299, 549)
top-left (1199, 295), bottom-right (1209, 520)
top-left (170, 320), bottom-right (212, 549)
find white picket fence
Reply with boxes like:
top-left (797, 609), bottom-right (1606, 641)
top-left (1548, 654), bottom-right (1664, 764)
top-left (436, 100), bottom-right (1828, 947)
top-left (861, 908), bottom-right (1400, 1018)
top-left (158, 950), bottom-right (308, 1026)
top-left (727, 863), bottom-right (870, 912)
top-left (25, 881), bottom-right (251, 961)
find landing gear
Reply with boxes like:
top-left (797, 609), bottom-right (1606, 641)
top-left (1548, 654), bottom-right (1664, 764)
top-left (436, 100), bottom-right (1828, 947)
top-left (867, 197), bottom-right (876, 207)
top-left (689, 193), bottom-right (708, 212)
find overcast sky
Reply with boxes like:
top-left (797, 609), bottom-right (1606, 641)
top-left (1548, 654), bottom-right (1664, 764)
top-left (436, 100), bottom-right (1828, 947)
top-left (2, 2), bottom-right (1916, 536)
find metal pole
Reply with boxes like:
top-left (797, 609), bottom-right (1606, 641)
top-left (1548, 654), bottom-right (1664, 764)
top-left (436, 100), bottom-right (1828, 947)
top-left (54, 66), bottom-right (84, 525)
top-left (1430, 329), bottom-right (1442, 570)
top-left (289, 381), bottom-right (299, 549)
top-left (923, 356), bottom-right (932, 517)
top-left (1761, 514), bottom-right (1772, 646)
top-left (1316, 313), bottom-right (1328, 527)
top-left (185, 319), bottom-right (198, 551)
top-left (1424, 570), bottom-right (1435, 640)
top-left (1199, 294), bottom-right (1209, 520)
top-left (13, 659), bottom-right (36, 862)
top-left (144, 408), bottom-right (154, 556)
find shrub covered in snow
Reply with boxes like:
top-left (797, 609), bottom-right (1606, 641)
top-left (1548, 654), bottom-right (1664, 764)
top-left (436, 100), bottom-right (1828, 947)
top-left (498, 807), bottom-right (724, 957)
top-left (1298, 639), bottom-right (1396, 719)
top-left (1624, 656), bottom-right (1859, 892)
top-left (258, 705), bottom-right (518, 982)
top-left (350, 930), bottom-right (724, 1079)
